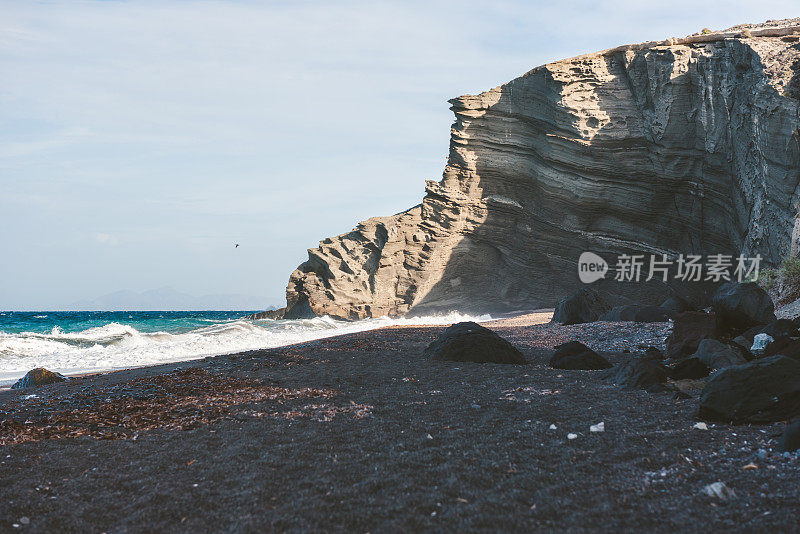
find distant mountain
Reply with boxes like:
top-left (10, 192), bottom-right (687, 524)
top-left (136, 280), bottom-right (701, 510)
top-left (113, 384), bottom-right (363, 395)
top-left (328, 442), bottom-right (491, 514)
top-left (65, 287), bottom-right (276, 311)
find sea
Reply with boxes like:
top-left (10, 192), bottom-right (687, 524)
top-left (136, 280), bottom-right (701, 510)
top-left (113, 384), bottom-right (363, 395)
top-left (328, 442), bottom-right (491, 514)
top-left (0, 310), bottom-right (489, 386)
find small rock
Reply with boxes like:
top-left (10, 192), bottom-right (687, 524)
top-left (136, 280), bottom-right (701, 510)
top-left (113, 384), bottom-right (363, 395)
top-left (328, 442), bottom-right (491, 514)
top-left (603, 356), bottom-right (668, 390)
top-left (549, 341), bottom-right (611, 370)
top-left (693, 422), bottom-right (708, 430)
top-left (567, 433), bottom-right (578, 440)
top-left (590, 422), bottom-right (605, 432)
top-left (751, 333), bottom-right (774, 356)
top-left (666, 311), bottom-right (719, 358)
top-left (549, 424), bottom-right (557, 430)
top-left (702, 481), bottom-right (736, 500)
top-left (693, 339), bottom-right (749, 369)
top-left (667, 357), bottom-right (710, 380)
top-left (11, 368), bottom-right (67, 389)
top-left (777, 421), bottom-right (800, 453)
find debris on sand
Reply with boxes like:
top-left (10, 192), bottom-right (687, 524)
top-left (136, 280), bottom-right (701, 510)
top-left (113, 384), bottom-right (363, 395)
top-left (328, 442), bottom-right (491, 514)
top-left (590, 422), bottom-right (605, 432)
top-left (567, 433), bottom-right (578, 440)
top-left (693, 422), bottom-right (708, 430)
top-left (0, 368), bottom-right (344, 445)
top-left (702, 481), bottom-right (736, 500)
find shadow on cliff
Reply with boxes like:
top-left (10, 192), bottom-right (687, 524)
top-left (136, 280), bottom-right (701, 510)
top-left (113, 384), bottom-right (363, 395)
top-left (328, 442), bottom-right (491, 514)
top-left (407, 47), bottom-right (782, 317)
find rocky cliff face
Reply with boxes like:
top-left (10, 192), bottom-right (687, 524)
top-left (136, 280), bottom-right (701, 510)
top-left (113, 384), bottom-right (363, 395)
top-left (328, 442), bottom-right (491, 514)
top-left (283, 19), bottom-right (800, 321)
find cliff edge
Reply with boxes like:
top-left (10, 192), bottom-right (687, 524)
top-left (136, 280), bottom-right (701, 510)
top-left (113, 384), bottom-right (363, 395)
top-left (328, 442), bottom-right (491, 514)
top-left (281, 19), bottom-right (800, 320)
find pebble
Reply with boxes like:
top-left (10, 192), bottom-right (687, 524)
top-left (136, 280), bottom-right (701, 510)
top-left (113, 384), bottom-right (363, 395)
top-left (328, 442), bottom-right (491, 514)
top-left (567, 433), bottom-right (578, 440)
top-left (590, 422), bottom-right (605, 433)
top-left (702, 481), bottom-right (736, 500)
top-left (549, 424), bottom-right (557, 430)
top-left (693, 422), bottom-right (708, 430)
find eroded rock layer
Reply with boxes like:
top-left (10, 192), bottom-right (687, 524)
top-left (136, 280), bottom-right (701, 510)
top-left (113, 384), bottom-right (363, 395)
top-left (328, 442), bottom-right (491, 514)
top-left (284, 20), bottom-right (800, 320)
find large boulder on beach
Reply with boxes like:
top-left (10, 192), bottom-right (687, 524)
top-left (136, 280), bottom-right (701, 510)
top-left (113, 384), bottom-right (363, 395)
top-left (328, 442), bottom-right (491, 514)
top-left (660, 296), bottom-right (691, 316)
top-left (759, 319), bottom-right (798, 339)
top-left (599, 305), bottom-right (671, 323)
top-left (762, 337), bottom-right (800, 360)
top-left (552, 288), bottom-right (610, 325)
top-left (549, 341), bottom-right (611, 370)
top-left (11, 368), bottom-right (67, 389)
top-left (711, 282), bottom-right (775, 332)
top-left (698, 355), bottom-right (800, 423)
top-left (424, 322), bottom-right (525, 364)
top-left (667, 358), bottom-right (710, 380)
top-left (777, 421), bottom-right (800, 453)
top-left (692, 339), bottom-right (749, 369)
top-left (604, 356), bottom-right (668, 390)
top-left (666, 311), bottom-right (719, 358)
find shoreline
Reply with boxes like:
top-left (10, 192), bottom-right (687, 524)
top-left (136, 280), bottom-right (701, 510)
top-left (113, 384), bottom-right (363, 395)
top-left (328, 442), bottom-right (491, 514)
top-left (2, 314), bottom-right (797, 530)
top-left (0, 310), bottom-right (555, 390)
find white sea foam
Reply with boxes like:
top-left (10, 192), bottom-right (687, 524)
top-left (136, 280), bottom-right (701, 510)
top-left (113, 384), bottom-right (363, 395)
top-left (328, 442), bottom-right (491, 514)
top-left (0, 312), bottom-right (490, 385)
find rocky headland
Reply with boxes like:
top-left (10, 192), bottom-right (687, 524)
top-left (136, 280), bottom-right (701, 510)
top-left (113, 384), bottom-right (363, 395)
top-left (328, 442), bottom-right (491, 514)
top-left (276, 18), bottom-right (800, 321)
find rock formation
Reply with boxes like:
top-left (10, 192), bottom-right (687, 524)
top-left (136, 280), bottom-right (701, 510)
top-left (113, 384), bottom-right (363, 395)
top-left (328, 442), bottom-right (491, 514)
top-left (282, 19), bottom-right (800, 320)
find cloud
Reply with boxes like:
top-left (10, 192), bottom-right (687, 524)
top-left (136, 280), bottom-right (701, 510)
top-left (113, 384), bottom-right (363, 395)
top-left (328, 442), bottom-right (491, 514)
top-left (94, 233), bottom-right (119, 245)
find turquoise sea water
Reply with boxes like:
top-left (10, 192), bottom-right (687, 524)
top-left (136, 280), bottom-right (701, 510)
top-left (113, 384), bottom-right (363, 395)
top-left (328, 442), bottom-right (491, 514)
top-left (0, 310), bottom-right (488, 385)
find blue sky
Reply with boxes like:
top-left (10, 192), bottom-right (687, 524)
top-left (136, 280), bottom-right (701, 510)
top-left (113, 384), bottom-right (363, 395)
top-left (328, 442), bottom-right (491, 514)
top-left (1, 0), bottom-right (797, 310)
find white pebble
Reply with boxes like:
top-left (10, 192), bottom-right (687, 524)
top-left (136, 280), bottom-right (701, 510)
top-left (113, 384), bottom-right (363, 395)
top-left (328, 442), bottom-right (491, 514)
top-left (567, 433), bottom-right (578, 440)
top-left (693, 422), bottom-right (708, 430)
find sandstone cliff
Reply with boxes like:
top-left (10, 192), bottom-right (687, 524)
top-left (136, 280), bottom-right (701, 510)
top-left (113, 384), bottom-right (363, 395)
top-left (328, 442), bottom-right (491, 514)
top-left (282, 19), bottom-right (800, 320)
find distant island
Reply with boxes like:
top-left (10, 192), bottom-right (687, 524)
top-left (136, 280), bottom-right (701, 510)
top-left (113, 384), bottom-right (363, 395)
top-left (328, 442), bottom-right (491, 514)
top-left (63, 287), bottom-right (275, 311)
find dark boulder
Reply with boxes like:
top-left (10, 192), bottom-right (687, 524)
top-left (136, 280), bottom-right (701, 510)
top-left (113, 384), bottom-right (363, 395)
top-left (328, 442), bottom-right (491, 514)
top-left (698, 355), bottom-right (800, 423)
top-left (11, 368), bottom-right (67, 389)
top-left (660, 296), bottom-right (691, 316)
top-left (735, 325), bottom-right (766, 348)
top-left (549, 341), bottom-right (611, 370)
top-left (643, 346), bottom-right (664, 359)
top-left (666, 311), bottom-right (719, 358)
top-left (552, 288), bottom-right (610, 325)
top-left (692, 339), bottom-right (749, 369)
top-left (777, 421), bottom-right (800, 453)
top-left (424, 322), bottom-right (525, 364)
top-left (759, 319), bottom-right (799, 339)
top-left (600, 305), bottom-right (671, 323)
top-left (762, 337), bottom-right (800, 361)
top-left (667, 358), bottom-right (710, 380)
top-left (603, 356), bottom-right (669, 390)
top-left (246, 308), bottom-right (285, 320)
top-left (711, 282), bottom-right (775, 333)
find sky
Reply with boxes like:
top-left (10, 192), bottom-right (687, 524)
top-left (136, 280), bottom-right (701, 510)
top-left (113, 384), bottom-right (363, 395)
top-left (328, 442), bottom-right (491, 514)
top-left (1, 0), bottom-right (798, 310)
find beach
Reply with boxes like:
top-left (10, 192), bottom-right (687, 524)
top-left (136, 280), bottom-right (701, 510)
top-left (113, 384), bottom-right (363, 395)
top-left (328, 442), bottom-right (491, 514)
top-left (1, 314), bottom-right (797, 531)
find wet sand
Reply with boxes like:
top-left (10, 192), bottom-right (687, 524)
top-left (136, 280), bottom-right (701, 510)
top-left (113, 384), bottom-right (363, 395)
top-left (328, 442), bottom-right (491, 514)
top-left (1, 317), bottom-right (798, 531)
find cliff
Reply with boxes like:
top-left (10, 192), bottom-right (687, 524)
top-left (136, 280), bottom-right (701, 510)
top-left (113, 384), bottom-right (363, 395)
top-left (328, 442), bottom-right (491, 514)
top-left (282, 19), bottom-right (800, 320)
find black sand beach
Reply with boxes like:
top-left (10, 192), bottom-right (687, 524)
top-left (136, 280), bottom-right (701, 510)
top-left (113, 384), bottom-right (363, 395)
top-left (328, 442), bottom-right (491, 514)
top-left (1, 315), bottom-right (798, 532)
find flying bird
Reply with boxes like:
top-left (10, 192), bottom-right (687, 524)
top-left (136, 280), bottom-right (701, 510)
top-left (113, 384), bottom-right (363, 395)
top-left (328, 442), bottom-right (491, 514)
top-left (234, 243), bottom-right (239, 248)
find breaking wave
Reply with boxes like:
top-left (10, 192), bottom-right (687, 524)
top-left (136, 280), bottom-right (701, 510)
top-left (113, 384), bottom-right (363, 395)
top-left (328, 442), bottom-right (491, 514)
top-left (0, 312), bottom-right (490, 385)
